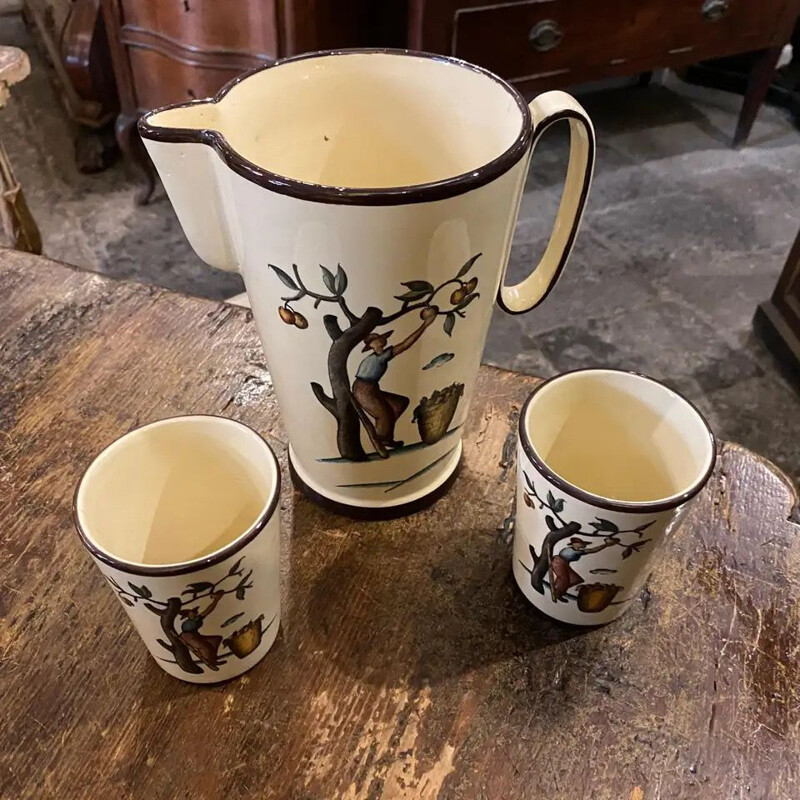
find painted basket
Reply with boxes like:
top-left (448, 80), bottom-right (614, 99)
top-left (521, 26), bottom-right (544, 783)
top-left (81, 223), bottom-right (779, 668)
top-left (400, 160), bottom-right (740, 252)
top-left (412, 382), bottom-right (464, 445)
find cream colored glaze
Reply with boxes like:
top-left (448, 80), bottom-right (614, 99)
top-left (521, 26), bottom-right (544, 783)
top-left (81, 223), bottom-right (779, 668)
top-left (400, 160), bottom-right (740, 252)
top-left (524, 371), bottom-right (713, 503)
top-left (148, 53), bottom-right (524, 188)
top-left (77, 418), bottom-right (276, 565)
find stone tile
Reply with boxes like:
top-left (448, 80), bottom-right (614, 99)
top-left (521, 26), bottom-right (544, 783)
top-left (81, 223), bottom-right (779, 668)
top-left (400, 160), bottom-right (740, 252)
top-left (665, 163), bottom-right (800, 249)
top-left (502, 222), bottom-right (653, 337)
top-left (102, 208), bottom-right (244, 300)
top-left (533, 299), bottom-right (765, 397)
top-left (586, 182), bottom-right (792, 280)
top-left (482, 310), bottom-right (556, 378)
top-left (698, 371), bottom-right (800, 482)
top-left (658, 259), bottom-right (784, 336)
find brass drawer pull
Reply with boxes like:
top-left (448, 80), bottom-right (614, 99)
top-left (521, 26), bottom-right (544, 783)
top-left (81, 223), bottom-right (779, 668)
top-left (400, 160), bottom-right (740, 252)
top-left (528, 20), bottom-right (564, 52)
top-left (701, 0), bottom-right (729, 21)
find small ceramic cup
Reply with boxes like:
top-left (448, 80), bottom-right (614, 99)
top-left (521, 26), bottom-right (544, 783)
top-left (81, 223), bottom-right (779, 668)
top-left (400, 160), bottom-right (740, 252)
top-left (513, 369), bottom-right (715, 626)
top-left (74, 415), bottom-right (281, 683)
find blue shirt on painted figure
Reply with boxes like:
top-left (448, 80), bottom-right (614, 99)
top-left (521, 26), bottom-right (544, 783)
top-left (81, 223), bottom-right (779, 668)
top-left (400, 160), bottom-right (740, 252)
top-left (557, 546), bottom-right (584, 562)
top-left (356, 346), bottom-right (394, 382)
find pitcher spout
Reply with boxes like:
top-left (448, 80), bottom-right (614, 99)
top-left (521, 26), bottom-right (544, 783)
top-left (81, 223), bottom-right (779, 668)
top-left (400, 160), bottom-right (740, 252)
top-left (139, 102), bottom-right (238, 272)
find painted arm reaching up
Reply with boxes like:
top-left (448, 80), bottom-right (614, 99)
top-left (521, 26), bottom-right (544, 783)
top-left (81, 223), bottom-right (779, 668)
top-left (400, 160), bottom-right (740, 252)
top-left (391, 306), bottom-right (439, 357)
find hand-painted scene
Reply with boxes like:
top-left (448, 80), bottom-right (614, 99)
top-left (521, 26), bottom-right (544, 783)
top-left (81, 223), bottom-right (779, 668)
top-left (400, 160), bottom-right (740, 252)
top-left (106, 556), bottom-right (274, 675)
top-left (518, 472), bottom-right (655, 613)
top-left (270, 254), bottom-right (482, 493)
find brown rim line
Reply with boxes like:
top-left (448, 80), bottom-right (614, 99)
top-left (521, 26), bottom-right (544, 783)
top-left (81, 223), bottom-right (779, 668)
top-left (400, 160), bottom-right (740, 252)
top-left (138, 48), bottom-right (533, 206)
top-left (518, 368), bottom-right (717, 515)
top-left (73, 415), bottom-right (282, 578)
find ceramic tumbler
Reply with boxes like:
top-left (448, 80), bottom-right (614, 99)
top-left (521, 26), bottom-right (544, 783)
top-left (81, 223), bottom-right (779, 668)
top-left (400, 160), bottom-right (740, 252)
top-left (74, 416), bottom-right (281, 683)
top-left (139, 49), bottom-right (595, 518)
top-left (513, 369), bottom-right (715, 625)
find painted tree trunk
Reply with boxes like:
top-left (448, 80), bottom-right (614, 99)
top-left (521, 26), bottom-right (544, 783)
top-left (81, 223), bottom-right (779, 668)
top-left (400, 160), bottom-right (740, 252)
top-left (158, 596), bottom-right (202, 674)
top-left (311, 306), bottom-right (384, 461)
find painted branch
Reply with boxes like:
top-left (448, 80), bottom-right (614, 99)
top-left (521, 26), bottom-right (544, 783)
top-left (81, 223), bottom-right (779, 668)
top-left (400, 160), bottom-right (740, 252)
top-left (323, 314), bottom-right (342, 340)
top-left (311, 382), bottom-right (336, 416)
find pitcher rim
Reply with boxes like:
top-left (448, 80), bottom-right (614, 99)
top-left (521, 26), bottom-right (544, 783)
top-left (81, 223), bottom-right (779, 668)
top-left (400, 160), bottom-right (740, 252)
top-left (138, 48), bottom-right (533, 206)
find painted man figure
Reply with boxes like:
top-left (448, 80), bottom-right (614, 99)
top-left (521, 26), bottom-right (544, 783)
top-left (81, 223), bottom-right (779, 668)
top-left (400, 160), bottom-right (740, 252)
top-left (549, 537), bottom-right (618, 600)
top-left (352, 308), bottom-right (438, 449)
top-left (178, 590), bottom-right (224, 669)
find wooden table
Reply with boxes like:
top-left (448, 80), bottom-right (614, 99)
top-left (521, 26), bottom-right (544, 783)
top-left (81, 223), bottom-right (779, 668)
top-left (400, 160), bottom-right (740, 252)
top-left (1, 250), bottom-right (799, 800)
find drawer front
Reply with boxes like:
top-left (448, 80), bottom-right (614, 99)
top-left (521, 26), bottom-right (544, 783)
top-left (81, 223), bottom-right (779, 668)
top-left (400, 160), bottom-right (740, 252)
top-left (665, 0), bottom-right (787, 52)
top-left (120, 0), bottom-right (278, 61)
top-left (451, 0), bottom-right (786, 82)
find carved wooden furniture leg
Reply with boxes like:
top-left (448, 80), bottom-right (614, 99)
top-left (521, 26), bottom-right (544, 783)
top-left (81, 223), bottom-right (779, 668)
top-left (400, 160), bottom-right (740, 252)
top-left (734, 46), bottom-right (783, 146)
top-left (0, 140), bottom-right (42, 254)
top-left (115, 111), bottom-right (156, 204)
top-left (0, 45), bottom-right (42, 254)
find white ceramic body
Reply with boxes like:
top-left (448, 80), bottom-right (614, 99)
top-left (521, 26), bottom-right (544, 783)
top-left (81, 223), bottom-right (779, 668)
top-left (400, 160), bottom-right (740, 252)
top-left (514, 450), bottom-right (688, 625)
top-left (140, 50), bottom-right (595, 515)
top-left (513, 370), bottom-right (715, 626)
top-left (88, 521), bottom-right (280, 683)
top-left (74, 416), bottom-right (281, 683)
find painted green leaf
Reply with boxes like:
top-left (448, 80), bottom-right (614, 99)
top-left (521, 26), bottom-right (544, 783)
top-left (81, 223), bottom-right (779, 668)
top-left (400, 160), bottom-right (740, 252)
top-left (635, 520), bottom-right (655, 534)
top-left (444, 312), bottom-right (456, 336)
top-left (221, 612), bottom-right (245, 628)
top-left (621, 547), bottom-right (633, 560)
top-left (128, 582), bottom-right (152, 598)
top-left (457, 293), bottom-right (479, 310)
top-left (553, 498), bottom-right (565, 513)
top-left (335, 265), bottom-right (348, 295)
top-left (524, 472), bottom-right (535, 492)
top-left (394, 289), bottom-right (430, 301)
top-left (456, 252), bottom-right (482, 279)
top-left (589, 521), bottom-right (603, 530)
top-left (320, 265), bottom-right (336, 294)
top-left (402, 280), bottom-right (434, 293)
top-left (120, 596), bottom-right (134, 607)
top-left (269, 264), bottom-right (299, 291)
top-left (546, 490), bottom-right (556, 507)
top-left (228, 557), bottom-right (244, 576)
top-left (595, 518), bottom-right (619, 533)
top-left (235, 586), bottom-right (246, 600)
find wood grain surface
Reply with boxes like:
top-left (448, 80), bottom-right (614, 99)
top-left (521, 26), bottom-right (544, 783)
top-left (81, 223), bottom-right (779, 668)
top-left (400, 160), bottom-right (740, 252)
top-left (1, 250), bottom-right (799, 799)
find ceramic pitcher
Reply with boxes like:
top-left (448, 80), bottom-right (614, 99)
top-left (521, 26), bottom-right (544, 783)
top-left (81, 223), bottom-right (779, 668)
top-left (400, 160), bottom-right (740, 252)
top-left (140, 49), bottom-right (595, 518)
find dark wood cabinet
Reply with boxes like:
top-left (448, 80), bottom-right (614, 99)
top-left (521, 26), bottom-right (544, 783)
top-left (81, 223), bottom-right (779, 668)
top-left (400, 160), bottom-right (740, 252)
top-left (100, 0), bottom-right (366, 203)
top-left (410, 0), bottom-right (800, 143)
top-left (756, 229), bottom-right (800, 383)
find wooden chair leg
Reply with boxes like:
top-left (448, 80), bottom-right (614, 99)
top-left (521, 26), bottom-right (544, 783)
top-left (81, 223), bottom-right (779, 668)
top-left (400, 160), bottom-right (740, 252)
top-left (733, 46), bottom-right (783, 147)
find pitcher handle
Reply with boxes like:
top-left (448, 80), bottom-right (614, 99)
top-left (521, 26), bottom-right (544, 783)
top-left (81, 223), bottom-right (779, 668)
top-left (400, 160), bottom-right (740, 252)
top-left (498, 91), bottom-right (595, 314)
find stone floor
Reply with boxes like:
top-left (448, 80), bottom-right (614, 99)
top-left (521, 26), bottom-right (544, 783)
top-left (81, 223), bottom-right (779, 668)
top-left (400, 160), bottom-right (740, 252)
top-left (3, 13), bottom-right (800, 480)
